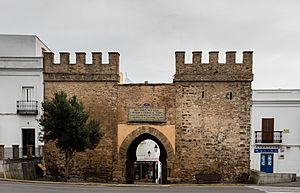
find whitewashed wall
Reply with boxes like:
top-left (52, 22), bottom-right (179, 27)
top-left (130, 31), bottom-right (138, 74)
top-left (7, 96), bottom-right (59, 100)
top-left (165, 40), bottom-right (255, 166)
top-left (0, 35), bottom-right (50, 159)
top-left (0, 58), bottom-right (44, 158)
top-left (0, 35), bottom-right (49, 57)
top-left (251, 89), bottom-right (300, 176)
top-left (136, 139), bottom-right (160, 161)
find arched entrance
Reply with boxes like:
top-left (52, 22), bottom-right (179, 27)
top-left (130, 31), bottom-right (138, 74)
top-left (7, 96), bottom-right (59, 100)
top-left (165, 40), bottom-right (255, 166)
top-left (135, 139), bottom-right (161, 183)
top-left (119, 126), bottom-right (174, 184)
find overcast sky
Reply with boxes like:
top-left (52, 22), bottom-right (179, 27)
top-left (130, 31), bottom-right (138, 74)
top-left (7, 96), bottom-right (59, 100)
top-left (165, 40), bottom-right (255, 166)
top-left (1, 0), bottom-right (299, 88)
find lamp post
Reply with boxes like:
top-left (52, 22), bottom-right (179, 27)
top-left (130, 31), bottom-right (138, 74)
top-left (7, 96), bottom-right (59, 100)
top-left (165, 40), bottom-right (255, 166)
top-left (154, 144), bottom-right (158, 153)
top-left (148, 150), bottom-right (151, 157)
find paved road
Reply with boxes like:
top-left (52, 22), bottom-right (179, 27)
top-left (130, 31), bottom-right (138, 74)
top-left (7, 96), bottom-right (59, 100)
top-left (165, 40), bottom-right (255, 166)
top-left (1, 180), bottom-right (300, 193)
top-left (248, 185), bottom-right (300, 193)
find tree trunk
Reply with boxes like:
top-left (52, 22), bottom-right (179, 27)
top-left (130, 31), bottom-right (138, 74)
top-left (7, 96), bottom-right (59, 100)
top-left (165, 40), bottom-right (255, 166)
top-left (64, 150), bottom-right (71, 181)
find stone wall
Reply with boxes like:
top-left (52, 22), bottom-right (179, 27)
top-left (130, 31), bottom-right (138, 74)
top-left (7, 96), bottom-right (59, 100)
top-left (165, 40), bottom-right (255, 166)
top-left (117, 84), bottom-right (176, 125)
top-left (44, 52), bottom-right (119, 80)
top-left (116, 83), bottom-right (177, 152)
top-left (174, 82), bottom-right (251, 181)
top-left (42, 50), bottom-right (253, 183)
top-left (116, 84), bottom-right (177, 182)
top-left (174, 51), bottom-right (253, 82)
top-left (1, 157), bottom-right (44, 180)
top-left (43, 52), bottom-right (119, 181)
top-left (173, 51), bottom-right (253, 181)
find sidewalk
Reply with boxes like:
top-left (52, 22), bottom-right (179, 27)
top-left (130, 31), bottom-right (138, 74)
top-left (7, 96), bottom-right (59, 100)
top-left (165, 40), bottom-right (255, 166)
top-left (2, 177), bottom-right (300, 187)
top-left (0, 178), bottom-right (246, 187)
top-left (0, 178), bottom-right (172, 187)
top-left (261, 177), bottom-right (300, 187)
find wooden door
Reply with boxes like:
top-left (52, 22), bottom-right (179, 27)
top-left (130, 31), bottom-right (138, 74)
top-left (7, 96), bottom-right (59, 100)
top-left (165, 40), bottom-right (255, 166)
top-left (262, 118), bottom-right (274, 143)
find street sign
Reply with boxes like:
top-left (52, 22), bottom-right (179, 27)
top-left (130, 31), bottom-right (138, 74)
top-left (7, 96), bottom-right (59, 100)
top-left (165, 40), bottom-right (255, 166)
top-left (254, 148), bottom-right (278, 153)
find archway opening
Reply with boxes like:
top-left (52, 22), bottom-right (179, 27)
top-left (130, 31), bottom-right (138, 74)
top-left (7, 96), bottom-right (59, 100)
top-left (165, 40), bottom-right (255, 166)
top-left (134, 139), bottom-right (161, 183)
top-left (125, 133), bottom-right (168, 184)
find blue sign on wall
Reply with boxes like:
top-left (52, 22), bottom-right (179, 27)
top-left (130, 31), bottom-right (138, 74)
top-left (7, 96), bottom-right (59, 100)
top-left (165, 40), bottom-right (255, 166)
top-left (254, 149), bottom-right (278, 153)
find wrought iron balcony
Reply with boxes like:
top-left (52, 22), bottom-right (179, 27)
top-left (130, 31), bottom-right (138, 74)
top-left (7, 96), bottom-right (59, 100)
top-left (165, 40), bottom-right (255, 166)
top-left (17, 100), bottom-right (38, 115)
top-left (255, 131), bottom-right (283, 143)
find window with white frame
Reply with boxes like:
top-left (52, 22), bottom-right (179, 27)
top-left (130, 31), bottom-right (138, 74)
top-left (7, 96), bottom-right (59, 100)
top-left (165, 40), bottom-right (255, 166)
top-left (22, 86), bottom-right (34, 101)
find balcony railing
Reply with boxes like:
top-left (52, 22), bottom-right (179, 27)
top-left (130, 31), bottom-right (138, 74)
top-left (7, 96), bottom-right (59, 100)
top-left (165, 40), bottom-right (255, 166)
top-left (255, 131), bottom-right (283, 143)
top-left (17, 100), bottom-right (38, 115)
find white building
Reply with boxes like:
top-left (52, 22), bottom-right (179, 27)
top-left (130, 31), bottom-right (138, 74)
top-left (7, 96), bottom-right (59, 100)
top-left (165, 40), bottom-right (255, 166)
top-left (135, 139), bottom-right (162, 183)
top-left (0, 34), bottom-right (50, 158)
top-left (251, 89), bottom-right (300, 176)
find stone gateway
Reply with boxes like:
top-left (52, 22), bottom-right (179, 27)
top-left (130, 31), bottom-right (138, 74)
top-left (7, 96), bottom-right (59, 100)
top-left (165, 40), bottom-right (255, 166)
top-left (43, 51), bottom-right (253, 183)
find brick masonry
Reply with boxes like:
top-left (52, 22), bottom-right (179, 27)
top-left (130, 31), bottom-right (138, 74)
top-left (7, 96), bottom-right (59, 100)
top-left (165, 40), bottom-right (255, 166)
top-left (43, 51), bottom-right (253, 183)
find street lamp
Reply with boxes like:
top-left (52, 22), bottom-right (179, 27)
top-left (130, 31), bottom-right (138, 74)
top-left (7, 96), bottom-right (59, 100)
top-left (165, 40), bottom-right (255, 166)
top-left (154, 144), bottom-right (158, 153)
top-left (148, 150), bottom-right (151, 157)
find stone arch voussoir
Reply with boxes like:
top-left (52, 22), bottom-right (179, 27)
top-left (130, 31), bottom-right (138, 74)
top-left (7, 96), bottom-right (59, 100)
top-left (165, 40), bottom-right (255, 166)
top-left (119, 126), bottom-right (175, 162)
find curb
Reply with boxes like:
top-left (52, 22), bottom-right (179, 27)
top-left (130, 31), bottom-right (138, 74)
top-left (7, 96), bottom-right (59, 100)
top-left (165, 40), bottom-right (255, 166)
top-left (0, 178), bottom-right (245, 188)
top-left (2, 178), bottom-right (300, 187)
top-left (0, 178), bottom-right (171, 187)
top-left (0, 178), bottom-right (246, 187)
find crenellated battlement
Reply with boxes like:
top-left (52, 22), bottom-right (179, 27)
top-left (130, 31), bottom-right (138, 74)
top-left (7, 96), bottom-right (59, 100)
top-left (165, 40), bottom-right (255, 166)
top-left (174, 51), bottom-right (253, 82)
top-left (43, 52), bottom-right (120, 82)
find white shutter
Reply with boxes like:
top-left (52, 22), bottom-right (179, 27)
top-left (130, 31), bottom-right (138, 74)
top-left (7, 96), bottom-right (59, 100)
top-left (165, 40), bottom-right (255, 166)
top-left (22, 87), bottom-right (34, 101)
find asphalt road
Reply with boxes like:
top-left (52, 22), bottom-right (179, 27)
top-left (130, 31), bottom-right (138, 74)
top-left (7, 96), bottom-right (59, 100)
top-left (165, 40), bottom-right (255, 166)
top-left (1, 181), bottom-right (300, 193)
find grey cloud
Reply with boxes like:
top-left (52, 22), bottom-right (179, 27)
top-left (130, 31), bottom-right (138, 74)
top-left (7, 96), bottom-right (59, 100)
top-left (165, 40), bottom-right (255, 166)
top-left (0, 0), bottom-right (299, 87)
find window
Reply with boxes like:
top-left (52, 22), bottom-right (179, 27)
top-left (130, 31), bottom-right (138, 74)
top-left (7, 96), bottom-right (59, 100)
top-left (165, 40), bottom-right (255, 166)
top-left (255, 118), bottom-right (282, 143)
top-left (17, 87), bottom-right (38, 115)
top-left (22, 87), bottom-right (34, 101)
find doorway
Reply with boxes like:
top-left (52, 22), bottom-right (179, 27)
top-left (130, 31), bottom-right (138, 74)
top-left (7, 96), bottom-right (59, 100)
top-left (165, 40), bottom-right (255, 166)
top-left (22, 129), bottom-right (35, 156)
top-left (125, 133), bottom-right (168, 184)
top-left (260, 154), bottom-right (273, 173)
top-left (134, 139), bottom-right (161, 183)
top-left (134, 161), bottom-right (161, 183)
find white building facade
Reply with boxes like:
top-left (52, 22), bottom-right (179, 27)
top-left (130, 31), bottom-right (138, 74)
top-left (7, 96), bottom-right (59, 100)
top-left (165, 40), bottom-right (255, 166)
top-left (135, 139), bottom-right (162, 183)
top-left (251, 89), bottom-right (300, 176)
top-left (0, 34), bottom-right (50, 159)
